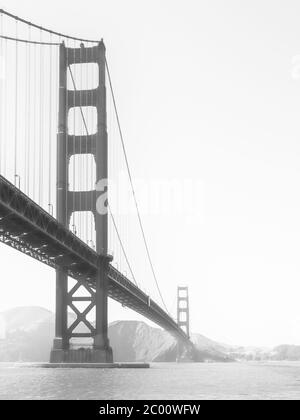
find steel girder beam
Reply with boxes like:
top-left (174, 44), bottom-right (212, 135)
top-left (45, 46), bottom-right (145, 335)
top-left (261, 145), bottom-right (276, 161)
top-left (0, 175), bottom-right (189, 342)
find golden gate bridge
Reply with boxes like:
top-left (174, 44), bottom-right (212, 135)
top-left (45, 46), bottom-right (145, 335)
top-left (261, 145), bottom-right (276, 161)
top-left (0, 9), bottom-right (191, 363)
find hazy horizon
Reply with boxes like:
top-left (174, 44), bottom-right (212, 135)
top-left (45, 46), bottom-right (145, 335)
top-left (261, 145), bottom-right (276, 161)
top-left (0, 303), bottom-right (294, 348)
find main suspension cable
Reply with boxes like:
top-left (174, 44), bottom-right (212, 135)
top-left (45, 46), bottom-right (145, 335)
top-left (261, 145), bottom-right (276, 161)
top-left (105, 59), bottom-right (170, 314)
top-left (0, 34), bottom-right (59, 45)
top-left (68, 65), bottom-right (138, 286)
top-left (0, 8), bottom-right (169, 312)
top-left (0, 9), bottom-right (100, 43)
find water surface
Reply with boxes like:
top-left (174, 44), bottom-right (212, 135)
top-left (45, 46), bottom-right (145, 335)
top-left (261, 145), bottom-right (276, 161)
top-left (0, 362), bottom-right (300, 400)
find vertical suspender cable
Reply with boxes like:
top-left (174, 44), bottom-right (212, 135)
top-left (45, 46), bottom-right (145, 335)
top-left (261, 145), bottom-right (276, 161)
top-left (68, 63), bottom-right (137, 283)
top-left (14, 20), bottom-right (18, 186)
top-left (78, 41), bottom-right (82, 241)
top-left (27, 27), bottom-right (31, 195)
top-left (84, 45), bottom-right (88, 245)
top-left (91, 42), bottom-right (95, 247)
top-left (105, 60), bottom-right (170, 314)
top-left (90, 43), bottom-right (93, 247)
top-left (66, 42), bottom-right (69, 228)
top-left (3, 33), bottom-right (7, 175)
top-left (24, 27), bottom-right (28, 194)
top-left (72, 42), bottom-right (76, 234)
top-left (48, 34), bottom-right (53, 214)
top-left (0, 12), bottom-right (3, 175)
top-left (39, 29), bottom-right (44, 206)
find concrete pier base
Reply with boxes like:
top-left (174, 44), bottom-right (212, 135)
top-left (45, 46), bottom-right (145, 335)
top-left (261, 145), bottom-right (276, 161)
top-left (50, 347), bottom-right (113, 364)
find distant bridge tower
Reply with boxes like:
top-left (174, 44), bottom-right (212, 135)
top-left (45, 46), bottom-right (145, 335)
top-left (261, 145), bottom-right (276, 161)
top-left (176, 286), bottom-right (193, 362)
top-left (50, 41), bottom-right (113, 363)
top-left (177, 286), bottom-right (190, 338)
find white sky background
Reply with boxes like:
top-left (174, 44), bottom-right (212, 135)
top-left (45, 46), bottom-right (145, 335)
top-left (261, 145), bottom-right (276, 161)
top-left (1, 0), bottom-right (300, 347)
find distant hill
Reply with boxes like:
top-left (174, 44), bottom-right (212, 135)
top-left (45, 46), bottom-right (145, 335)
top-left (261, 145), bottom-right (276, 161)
top-left (0, 306), bottom-right (231, 363)
top-left (2, 306), bottom-right (298, 363)
top-left (0, 307), bottom-right (55, 362)
top-left (109, 320), bottom-right (231, 362)
top-left (1, 306), bottom-right (53, 332)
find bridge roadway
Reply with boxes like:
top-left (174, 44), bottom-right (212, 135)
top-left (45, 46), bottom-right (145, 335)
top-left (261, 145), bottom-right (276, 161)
top-left (0, 175), bottom-right (188, 342)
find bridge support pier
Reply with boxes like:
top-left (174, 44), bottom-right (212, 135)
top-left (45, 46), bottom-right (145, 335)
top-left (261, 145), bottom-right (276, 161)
top-left (93, 262), bottom-right (113, 361)
top-left (50, 40), bottom-right (113, 364)
top-left (50, 263), bottom-right (113, 363)
top-left (50, 261), bottom-right (113, 363)
top-left (50, 268), bottom-right (68, 362)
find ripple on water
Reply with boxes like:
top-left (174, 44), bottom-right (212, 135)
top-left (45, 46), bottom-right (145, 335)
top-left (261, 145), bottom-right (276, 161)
top-left (0, 362), bottom-right (300, 400)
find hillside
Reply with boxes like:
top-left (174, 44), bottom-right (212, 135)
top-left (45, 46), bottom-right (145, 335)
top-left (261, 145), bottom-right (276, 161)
top-left (4, 306), bottom-right (300, 362)
top-left (109, 320), bottom-right (231, 362)
top-left (0, 306), bottom-right (231, 362)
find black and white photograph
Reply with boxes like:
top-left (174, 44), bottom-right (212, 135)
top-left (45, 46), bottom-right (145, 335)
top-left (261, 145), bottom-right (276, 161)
top-left (0, 0), bottom-right (300, 404)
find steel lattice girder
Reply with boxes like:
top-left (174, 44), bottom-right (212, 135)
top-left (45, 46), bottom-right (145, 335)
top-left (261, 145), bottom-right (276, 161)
top-left (0, 175), bottom-right (189, 342)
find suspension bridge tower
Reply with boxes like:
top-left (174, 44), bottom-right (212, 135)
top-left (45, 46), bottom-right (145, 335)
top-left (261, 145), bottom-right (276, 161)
top-left (177, 286), bottom-right (190, 338)
top-left (176, 286), bottom-right (194, 362)
top-left (50, 41), bottom-right (113, 363)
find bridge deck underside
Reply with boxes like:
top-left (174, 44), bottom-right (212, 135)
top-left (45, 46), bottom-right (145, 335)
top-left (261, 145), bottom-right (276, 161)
top-left (0, 175), bottom-right (188, 342)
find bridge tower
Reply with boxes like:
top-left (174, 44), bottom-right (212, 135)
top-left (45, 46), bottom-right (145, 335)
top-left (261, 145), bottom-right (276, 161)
top-left (50, 41), bottom-right (113, 363)
top-left (176, 286), bottom-right (192, 362)
top-left (177, 286), bottom-right (190, 338)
